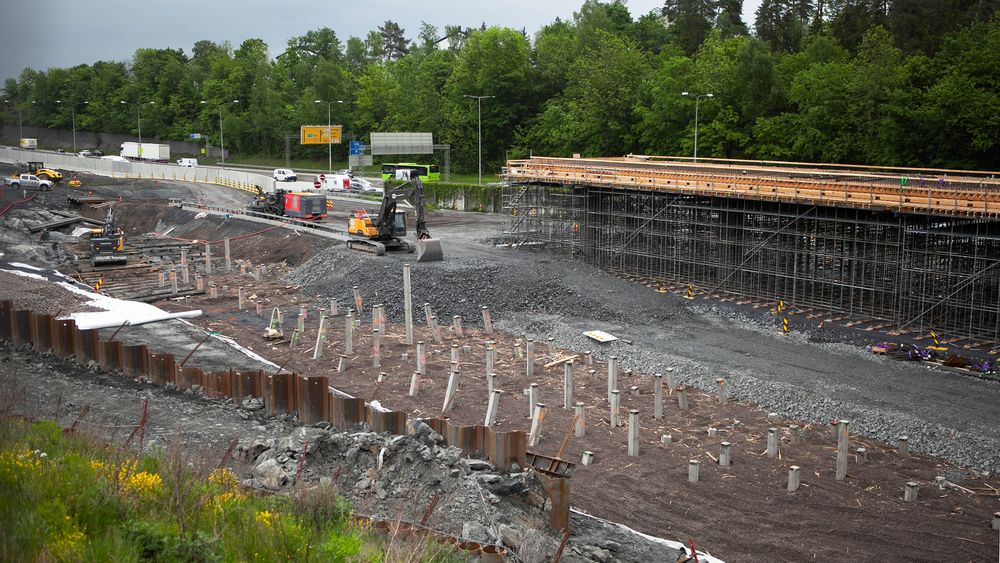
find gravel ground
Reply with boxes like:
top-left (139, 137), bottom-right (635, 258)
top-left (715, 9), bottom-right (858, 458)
top-left (4, 175), bottom-right (1000, 560)
top-left (286, 215), bottom-right (1000, 474)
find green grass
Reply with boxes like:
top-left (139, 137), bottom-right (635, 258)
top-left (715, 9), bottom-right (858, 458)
top-left (0, 418), bottom-right (468, 562)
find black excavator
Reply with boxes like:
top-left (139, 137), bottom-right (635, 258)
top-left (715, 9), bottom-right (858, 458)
top-left (346, 178), bottom-right (443, 262)
top-left (91, 207), bottom-right (127, 266)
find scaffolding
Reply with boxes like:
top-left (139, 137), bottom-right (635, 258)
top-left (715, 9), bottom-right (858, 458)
top-left (502, 159), bottom-right (1000, 342)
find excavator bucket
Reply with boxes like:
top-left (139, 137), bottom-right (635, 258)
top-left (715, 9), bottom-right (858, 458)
top-left (416, 238), bottom-right (443, 262)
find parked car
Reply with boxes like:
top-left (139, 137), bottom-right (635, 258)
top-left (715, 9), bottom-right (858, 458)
top-left (77, 150), bottom-right (93, 157)
top-left (350, 177), bottom-right (379, 192)
top-left (8, 174), bottom-right (53, 191)
top-left (177, 158), bottom-right (198, 167)
top-left (273, 168), bottom-right (297, 182)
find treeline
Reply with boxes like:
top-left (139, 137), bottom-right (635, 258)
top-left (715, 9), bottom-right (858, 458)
top-left (2, 0), bottom-right (998, 171)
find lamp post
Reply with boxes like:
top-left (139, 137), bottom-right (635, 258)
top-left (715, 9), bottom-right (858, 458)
top-left (120, 100), bottom-right (154, 157)
top-left (463, 94), bottom-right (495, 185)
top-left (681, 92), bottom-right (713, 163)
top-left (315, 99), bottom-right (343, 173)
top-left (56, 100), bottom-right (88, 153)
top-left (5, 100), bottom-right (32, 158)
top-left (3, 99), bottom-right (24, 141)
top-left (201, 99), bottom-right (239, 167)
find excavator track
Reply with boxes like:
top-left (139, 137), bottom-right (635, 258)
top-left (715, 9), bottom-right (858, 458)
top-left (346, 239), bottom-right (386, 256)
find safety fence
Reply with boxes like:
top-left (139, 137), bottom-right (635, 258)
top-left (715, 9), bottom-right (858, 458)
top-left (0, 147), bottom-right (273, 194)
top-left (0, 300), bottom-right (527, 471)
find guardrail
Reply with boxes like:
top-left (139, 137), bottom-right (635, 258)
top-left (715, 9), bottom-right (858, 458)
top-left (178, 202), bottom-right (352, 241)
top-left (0, 146), bottom-right (276, 194)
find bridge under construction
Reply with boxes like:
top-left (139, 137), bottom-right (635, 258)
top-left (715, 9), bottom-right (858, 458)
top-left (501, 155), bottom-right (1000, 343)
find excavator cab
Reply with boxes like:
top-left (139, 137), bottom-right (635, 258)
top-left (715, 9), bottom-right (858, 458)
top-left (348, 208), bottom-right (407, 238)
top-left (389, 210), bottom-right (406, 237)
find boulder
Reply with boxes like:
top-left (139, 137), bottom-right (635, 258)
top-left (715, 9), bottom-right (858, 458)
top-left (461, 521), bottom-right (494, 544)
top-left (498, 523), bottom-right (523, 550)
top-left (462, 458), bottom-right (494, 472)
top-left (252, 458), bottom-right (287, 490)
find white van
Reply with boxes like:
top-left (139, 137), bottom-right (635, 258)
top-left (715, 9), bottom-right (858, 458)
top-left (177, 158), bottom-right (198, 167)
top-left (321, 174), bottom-right (352, 192)
top-left (273, 168), bottom-right (297, 182)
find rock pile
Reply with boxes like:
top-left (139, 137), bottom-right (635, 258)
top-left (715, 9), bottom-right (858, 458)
top-left (240, 421), bottom-right (701, 562)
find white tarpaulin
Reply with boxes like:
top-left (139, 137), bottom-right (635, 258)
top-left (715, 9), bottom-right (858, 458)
top-left (0, 265), bottom-right (202, 330)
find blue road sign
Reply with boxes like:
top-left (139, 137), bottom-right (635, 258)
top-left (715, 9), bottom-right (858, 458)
top-left (349, 141), bottom-right (364, 155)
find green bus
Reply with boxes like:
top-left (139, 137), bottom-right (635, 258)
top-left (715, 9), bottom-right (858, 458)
top-left (381, 163), bottom-right (441, 183)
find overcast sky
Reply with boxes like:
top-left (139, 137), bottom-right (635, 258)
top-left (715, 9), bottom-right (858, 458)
top-left (3, 0), bottom-right (762, 84)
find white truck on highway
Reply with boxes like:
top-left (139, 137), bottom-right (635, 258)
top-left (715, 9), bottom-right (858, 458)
top-left (120, 142), bottom-right (170, 161)
top-left (7, 174), bottom-right (53, 191)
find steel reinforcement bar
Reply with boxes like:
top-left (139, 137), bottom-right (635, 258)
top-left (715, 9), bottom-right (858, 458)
top-left (0, 300), bottom-right (528, 470)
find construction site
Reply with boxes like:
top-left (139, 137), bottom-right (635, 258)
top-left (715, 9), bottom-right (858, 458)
top-left (2, 154), bottom-right (1000, 562)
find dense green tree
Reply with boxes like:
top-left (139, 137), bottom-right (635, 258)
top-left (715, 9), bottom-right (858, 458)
top-left (574, 1), bottom-right (634, 52)
top-left (828, 0), bottom-right (888, 51)
top-left (634, 50), bottom-right (694, 155)
top-left (1, 1), bottom-right (997, 172)
top-left (632, 11), bottom-right (672, 53)
top-left (715, 0), bottom-right (750, 37)
top-left (533, 19), bottom-right (577, 100)
top-left (444, 27), bottom-right (533, 170)
top-left (344, 37), bottom-right (368, 74)
top-left (559, 31), bottom-right (649, 155)
top-left (663, 0), bottom-right (715, 54)
top-left (378, 21), bottom-right (409, 61)
top-left (755, 0), bottom-right (813, 52)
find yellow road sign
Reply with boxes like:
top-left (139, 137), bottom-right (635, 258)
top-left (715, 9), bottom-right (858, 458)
top-left (300, 125), bottom-right (343, 145)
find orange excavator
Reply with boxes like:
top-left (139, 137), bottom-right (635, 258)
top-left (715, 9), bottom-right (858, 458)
top-left (346, 178), bottom-right (443, 261)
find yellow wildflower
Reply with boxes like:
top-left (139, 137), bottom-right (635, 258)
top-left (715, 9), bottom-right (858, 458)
top-left (122, 471), bottom-right (163, 497)
top-left (255, 510), bottom-right (275, 527)
top-left (116, 459), bottom-right (137, 484)
top-left (208, 468), bottom-right (239, 490)
top-left (48, 521), bottom-right (86, 560)
top-left (0, 448), bottom-right (42, 479)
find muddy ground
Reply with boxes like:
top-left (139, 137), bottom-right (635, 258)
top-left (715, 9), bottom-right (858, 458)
top-left (1, 171), bottom-right (999, 561)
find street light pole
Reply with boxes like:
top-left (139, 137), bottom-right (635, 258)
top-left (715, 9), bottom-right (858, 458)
top-left (218, 107), bottom-right (224, 167)
top-left (55, 100), bottom-right (88, 153)
top-left (120, 100), bottom-right (152, 155)
top-left (201, 99), bottom-right (239, 167)
top-left (315, 99), bottom-right (344, 173)
top-left (463, 94), bottom-right (494, 185)
top-left (681, 92), bottom-right (713, 163)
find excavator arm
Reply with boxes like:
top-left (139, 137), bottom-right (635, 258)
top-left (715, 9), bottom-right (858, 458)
top-left (376, 178), bottom-right (432, 240)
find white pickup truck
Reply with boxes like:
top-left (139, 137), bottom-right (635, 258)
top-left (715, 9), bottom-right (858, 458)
top-left (7, 173), bottom-right (54, 191)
